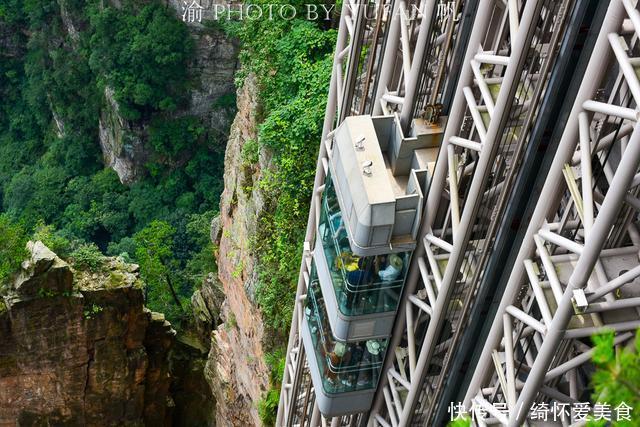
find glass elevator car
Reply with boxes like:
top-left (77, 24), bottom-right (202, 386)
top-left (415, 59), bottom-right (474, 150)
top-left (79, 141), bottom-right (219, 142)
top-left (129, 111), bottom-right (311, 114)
top-left (300, 114), bottom-right (443, 416)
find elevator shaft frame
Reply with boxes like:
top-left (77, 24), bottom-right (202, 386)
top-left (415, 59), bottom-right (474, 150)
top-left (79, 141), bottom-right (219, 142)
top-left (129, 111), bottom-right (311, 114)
top-left (276, 0), bottom-right (640, 426)
top-left (464, 1), bottom-right (640, 425)
top-left (276, 0), bottom-right (466, 424)
top-left (370, 0), bottom-right (577, 425)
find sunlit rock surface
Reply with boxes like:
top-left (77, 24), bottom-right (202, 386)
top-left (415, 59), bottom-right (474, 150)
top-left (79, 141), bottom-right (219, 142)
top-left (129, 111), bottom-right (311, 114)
top-left (0, 242), bottom-right (175, 426)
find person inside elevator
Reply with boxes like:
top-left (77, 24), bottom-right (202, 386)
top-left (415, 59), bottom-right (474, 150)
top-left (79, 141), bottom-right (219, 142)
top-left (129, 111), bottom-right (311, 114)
top-left (326, 341), bottom-right (350, 389)
top-left (378, 253), bottom-right (403, 282)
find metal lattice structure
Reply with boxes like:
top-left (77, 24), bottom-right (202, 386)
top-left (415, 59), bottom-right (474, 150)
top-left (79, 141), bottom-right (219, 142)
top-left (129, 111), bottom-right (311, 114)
top-left (369, 0), bottom-right (578, 425)
top-left (464, 1), bottom-right (640, 424)
top-left (276, 0), bottom-right (469, 425)
top-left (276, 0), bottom-right (640, 426)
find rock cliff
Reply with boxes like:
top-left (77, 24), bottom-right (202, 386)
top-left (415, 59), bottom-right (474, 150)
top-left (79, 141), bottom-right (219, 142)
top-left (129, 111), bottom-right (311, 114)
top-left (96, 0), bottom-right (239, 184)
top-left (0, 242), bottom-right (175, 426)
top-left (170, 1), bottom-right (239, 137)
top-left (197, 74), bottom-right (273, 426)
top-left (3, 1), bottom-right (268, 425)
top-left (98, 86), bottom-right (149, 184)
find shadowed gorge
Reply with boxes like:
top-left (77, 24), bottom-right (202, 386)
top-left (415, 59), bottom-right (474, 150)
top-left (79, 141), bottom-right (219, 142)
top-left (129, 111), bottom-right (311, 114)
top-left (0, 0), bottom-right (334, 425)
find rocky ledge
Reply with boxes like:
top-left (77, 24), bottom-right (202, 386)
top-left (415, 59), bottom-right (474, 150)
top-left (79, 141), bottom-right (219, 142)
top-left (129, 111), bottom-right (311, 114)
top-left (0, 242), bottom-right (175, 426)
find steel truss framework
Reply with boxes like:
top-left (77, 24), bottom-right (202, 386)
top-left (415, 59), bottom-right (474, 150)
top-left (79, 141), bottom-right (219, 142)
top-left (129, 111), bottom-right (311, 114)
top-left (370, 0), bottom-right (578, 425)
top-left (464, 0), bottom-right (640, 425)
top-left (277, 0), bottom-right (640, 425)
top-left (276, 0), bottom-right (466, 425)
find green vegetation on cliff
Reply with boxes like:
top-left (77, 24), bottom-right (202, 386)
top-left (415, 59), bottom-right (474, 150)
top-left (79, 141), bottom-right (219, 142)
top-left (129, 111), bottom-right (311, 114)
top-left (221, 2), bottom-right (336, 424)
top-left (0, 0), bottom-right (227, 325)
top-left (224, 0), bottom-right (335, 338)
top-left (589, 329), bottom-right (640, 426)
top-left (88, 2), bottom-right (192, 120)
top-left (0, 215), bottom-right (29, 284)
top-left (4, 0), bottom-right (336, 422)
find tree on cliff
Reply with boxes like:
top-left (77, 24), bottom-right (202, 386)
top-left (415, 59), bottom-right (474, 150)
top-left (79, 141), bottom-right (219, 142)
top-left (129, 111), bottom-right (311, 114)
top-left (589, 329), bottom-right (640, 426)
top-left (0, 0), bottom-right (224, 326)
top-left (0, 215), bottom-right (28, 285)
top-left (220, 3), bottom-right (337, 424)
top-left (88, 1), bottom-right (193, 120)
top-left (134, 220), bottom-right (184, 321)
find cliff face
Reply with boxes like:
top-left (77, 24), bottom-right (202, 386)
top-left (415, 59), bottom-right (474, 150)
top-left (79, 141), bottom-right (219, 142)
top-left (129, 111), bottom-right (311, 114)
top-left (197, 74), bottom-right (272, 427)
top-left (94, 0), bottom-right (239, 184)
top-left (0, 242), bottom-right (175, 426)
top-left (2, 1), bottom-right (249, 425)
top-left (175, 2), bottom-right (239, 137)
top-left (98, 86), bottom-right (148, 184)
top-left (49, 0), bottom-right (238, 186)
top-left (170, 272), bottom-right (224, 427)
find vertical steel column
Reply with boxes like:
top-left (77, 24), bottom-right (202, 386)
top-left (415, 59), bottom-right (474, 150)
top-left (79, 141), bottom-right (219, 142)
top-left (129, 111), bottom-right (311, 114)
top-left (322, 1), bottom-right (351, 140)
top-left (276, 2), bottom-right (351, 424)
top-left (459, 2), bottom-right (640, 425)
top-left (399, 0), bottom-right (436, 131)
top-left (369, 0), bottom-right (559, 424)
top-left (366, 0), bottom-right (491, 417)
top-left (372, 0), bottom-right (401, 115)
top-left (278, 0), bottom-right (473, 423)
top-left (372, 0), bottom-right (456, 119)
top-left (339, 0), bottom-right (368, 122)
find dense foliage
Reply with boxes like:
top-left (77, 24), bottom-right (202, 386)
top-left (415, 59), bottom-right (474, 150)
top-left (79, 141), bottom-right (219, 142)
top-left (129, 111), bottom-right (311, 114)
top-left (0, 215), bottom-right (29, 285)
top-left (88, 3), bottom-right (192, 120)
top-left (220, 2), bottom-right (336, 424)
top-left (0, 0), bottom-right (229, 325)
top-left (589, 329), bottom-right (640, 426)
top-left (1, 0), bottom-right (333, 410)
top-left (224, 0), bottom-right (335, 339)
